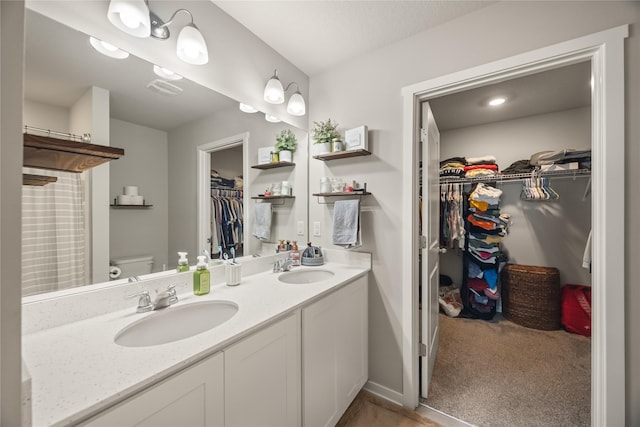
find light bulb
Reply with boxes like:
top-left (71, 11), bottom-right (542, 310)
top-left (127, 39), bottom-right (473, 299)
top-left (120, 11), bottom-right (142, 29)
top-left (176, 24), bottom-right (208, 65)
top-left (287, 91), bottom-right (306, 116)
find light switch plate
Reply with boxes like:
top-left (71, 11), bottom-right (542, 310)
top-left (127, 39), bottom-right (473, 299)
top-left (297, 221), bottom-right (304, 236)
top-left (313, 221), bottom-right (321, 236)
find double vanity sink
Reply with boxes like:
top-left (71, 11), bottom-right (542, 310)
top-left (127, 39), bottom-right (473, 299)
top-left (22, 255), bottom-right (368, 426)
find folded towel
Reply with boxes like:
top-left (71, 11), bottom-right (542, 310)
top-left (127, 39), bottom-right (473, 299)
top-left (252, 203), bottom-right (272, 241)
top-left (332, 199), bottom-right (361, 249)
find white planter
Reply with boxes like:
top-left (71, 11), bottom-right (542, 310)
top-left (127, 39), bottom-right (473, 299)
top-left (279, 150), bottom-right (293, 163)
top-left (314, 142), bottom-right (331, 156)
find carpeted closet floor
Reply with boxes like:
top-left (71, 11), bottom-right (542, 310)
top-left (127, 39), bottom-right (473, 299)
top-left (424, 313), bottom-right (591, 426)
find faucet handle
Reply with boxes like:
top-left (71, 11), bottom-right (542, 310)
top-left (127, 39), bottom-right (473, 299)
top-left (126, 290), bottom-right (153, 313)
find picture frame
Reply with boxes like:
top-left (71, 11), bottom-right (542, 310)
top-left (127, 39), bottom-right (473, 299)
top-left (344, 125), bottom-right (368, 151)
top-left (258, 146), bottom-right (274, 164)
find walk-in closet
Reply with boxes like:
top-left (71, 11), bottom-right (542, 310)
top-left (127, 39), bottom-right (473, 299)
top-left (420, 61), bottom-right (592, 427)
top-left (209, 146), bottom-right (244, 258)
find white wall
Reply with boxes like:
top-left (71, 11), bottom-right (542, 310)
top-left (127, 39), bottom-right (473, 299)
top-left (109, 119), bottom-right (169, 273)
top-left (23, 99), bottom-right (69, 131)
top-left (168, 106), bottom-right (308, 266)
top-left (439, 107), bottom-right (592, 287)
top-left (1, 1), bottom-right (24, 423)
top-left (308, 2), bottom-right (640, 420)
top-left (211, 146), bottom-right (243, 182)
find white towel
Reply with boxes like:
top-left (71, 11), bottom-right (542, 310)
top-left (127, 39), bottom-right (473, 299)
top-left (332, 199), bottom-right (361, 248)
top-left (252, 203), bottom-right (272, 241)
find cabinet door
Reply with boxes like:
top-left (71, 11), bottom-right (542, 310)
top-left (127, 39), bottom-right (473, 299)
top-left (224, 312), bottom-right (300, 427)
top-left (302, 276), bottom-right (368, 427)
top-left (81, 352), bottom-right (224, 427)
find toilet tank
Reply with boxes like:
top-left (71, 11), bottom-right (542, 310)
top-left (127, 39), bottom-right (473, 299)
top-left (110, 255), bottom-right (154, 279)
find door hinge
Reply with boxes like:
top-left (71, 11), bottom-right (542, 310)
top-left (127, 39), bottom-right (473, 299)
top-left (420, 128), bottom-right (427, 144)
top-left (419, 342), bottom-right (427, 357)
top-left (420, 235), bottom-right (427, 249)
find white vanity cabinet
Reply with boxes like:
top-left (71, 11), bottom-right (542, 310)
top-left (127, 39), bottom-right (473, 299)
top-left (81, 352), bottom-right (224, 427)
top-left (302, 275), bottom-right (368, 427)
top-left (224, 312), bottom-right (301, 427)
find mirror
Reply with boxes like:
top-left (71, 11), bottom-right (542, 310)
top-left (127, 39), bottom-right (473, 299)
top-left (22, 9), bottom-right (309, 297)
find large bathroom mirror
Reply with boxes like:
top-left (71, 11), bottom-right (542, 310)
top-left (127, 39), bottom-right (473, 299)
top-left (22, 8), bottom-right (309, 297)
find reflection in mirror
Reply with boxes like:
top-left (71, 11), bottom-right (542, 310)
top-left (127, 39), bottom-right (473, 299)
top-left (22, 9), bottom-right (308, 297)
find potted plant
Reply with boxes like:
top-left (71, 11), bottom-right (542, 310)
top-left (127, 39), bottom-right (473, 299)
top-left (275, 128), bottom-right (297, 163)
top-left (312, 119), bottom-right (340, 155)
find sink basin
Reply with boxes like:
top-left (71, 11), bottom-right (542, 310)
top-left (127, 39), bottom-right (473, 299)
top-left (278, 269), bottom-right (335, 284)
top-left (114, 300), bottom-right (238, 347)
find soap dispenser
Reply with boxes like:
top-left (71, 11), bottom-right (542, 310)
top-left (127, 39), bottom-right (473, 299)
top-left (177, 252), bottom-right (189, 273)
top-left (193, 255), bottom-right (210, 296)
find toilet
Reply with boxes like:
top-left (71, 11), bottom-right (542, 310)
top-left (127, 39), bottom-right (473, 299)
top-left (110, 255), bottom-right (154, 280)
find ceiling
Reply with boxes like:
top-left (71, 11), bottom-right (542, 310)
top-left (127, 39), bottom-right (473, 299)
top-left (213, 0), bottom-right (496, 76)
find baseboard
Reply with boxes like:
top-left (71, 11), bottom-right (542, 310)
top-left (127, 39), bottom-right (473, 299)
top-left (363, 380), bottom-right (403, 406)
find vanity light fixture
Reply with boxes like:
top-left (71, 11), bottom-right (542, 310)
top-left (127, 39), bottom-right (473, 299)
top-left (263, 69), bottom-right (306, 116)
top-left (153, 65), bottom-right (183, 80)
top-left (265, 114), bottom-right (281, 123)
top-left (107, 1), bottom-right (209, 65)
top-left (89, 37), bottom-right (130, 59)
top-left (488, 97), bottom-right (507, 107)
top-left (239, 103), bottom-right (258, 113)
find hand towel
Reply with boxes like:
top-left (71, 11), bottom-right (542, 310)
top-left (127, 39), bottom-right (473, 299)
top-left (252, 203), bottom-right (272, 241)
top-left (332, 199), bottom-right (361, 249)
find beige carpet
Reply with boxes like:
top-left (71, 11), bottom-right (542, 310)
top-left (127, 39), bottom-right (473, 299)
top-left (338, 390), bottom-right (442, 427)
top-left (425, 314), bottom-right (591, 426)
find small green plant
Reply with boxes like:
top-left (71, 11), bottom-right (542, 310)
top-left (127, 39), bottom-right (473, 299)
top-left (312, 119), bottom-right (340, 144)
top-left (275, 128), bottom-right (298, 152)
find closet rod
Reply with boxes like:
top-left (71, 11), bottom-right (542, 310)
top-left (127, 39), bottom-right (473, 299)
top-left (439, 169), bottom-right (591, 185)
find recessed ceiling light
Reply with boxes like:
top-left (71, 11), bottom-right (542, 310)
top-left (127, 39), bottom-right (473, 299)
top-left (89, 36), bottom-right (129, 59)
top-left (153, 65), bottom-right (182, 80)
top-left (488, 97), bottom-right (506, 107)
top-left (239, 103), bottom-right (258, 113)
top-left (265, 114), bottom-right (281, 123)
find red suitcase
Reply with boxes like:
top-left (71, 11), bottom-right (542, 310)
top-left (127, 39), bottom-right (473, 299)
top-left (561, 284), bottom-right (591, 337)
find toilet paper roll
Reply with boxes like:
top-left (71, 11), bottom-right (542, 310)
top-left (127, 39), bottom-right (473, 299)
top-left (117, 195), bottom-right (132, 205)
top-left (109, 266), bottom-right (122, 280)
top-left (124, 186), bottom-right (138, 196)
top-left (130, 195), bottom-right (144, 205)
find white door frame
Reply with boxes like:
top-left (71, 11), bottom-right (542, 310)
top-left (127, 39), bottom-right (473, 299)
top-left (401, 25), bottom-right (628, 426)
top-left (196, 133), bottom-right (249, 258)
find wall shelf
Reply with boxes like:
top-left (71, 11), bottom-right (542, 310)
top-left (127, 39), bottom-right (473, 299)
top-left (24, 133), bottom-right (124, 173)
top-left (23, 173), bottom-right (57, 186)
top-left (110, 204), bottom-right (154, 208)
top-left (313, 149), bottom-right (371, 161)
top-left (251, 195), bottom-right (295, 206)
top-left (251, 161), bottom-right (295, 170)
top-left (312, 191), bottom-right (371, 204)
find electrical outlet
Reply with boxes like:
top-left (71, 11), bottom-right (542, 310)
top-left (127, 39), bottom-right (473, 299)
top-left (297, 221), bottom-right (304, 235)
top-left (313, 221), bottom-right (321, 236)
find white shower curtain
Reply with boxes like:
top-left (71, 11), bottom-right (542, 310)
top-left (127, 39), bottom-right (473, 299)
top-left (22, 167), bottom-right (86, 296)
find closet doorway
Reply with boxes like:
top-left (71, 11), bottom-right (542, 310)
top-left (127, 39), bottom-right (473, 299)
top-left (197, 133), bottom-right (250, 263)
top-left (421, 61), bottom-right (592, 426)
top-left (401, 25), bottom-right (627, 426)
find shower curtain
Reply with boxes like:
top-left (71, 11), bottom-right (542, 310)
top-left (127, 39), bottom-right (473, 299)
top-left (22, 167), bottom-right (86, 296)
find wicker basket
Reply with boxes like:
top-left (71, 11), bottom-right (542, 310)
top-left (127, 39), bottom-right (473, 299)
top-left (501, 264), bottom-right (561, 330)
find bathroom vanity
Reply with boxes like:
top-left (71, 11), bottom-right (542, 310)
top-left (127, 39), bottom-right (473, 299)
top-left (22, 250), bottom-right (370, 426)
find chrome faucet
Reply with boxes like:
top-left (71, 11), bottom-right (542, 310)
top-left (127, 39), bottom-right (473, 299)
top-left (273, 258), bottom-right (294, 273)
top-left (127, 284), bottom-right (179, 313)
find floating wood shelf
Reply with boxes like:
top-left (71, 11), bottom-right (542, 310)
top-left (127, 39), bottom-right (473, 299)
top-left (251, 161), bottom-right (295, 170)
top-left (313, 149), bottom-right (371, 161)
top-left (23, 173), bottom-right (57, 186)
top-left (251, 195), bottom-right (295, 200)
top-left (312, 192), bottom-right (371, 197)
top-left (23, 133), bottom-right (124, 173)
top-left (110, 204), bottom-right (154, 208)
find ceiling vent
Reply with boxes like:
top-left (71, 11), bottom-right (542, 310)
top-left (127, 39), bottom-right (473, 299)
top-left (145, 79), bottom-right (183, 96)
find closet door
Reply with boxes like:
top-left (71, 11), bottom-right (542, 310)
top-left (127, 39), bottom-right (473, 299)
top-left (420, 102), bottom-right (441, 399)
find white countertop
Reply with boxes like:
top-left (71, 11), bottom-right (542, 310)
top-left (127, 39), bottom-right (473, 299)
top-left (22, 259), bottom-right (370, 427)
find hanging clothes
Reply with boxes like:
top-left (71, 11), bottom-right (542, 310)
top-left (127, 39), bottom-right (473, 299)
top-left (210, 188), bottom-right (244, 251)
top-left (440, 183), bottom-right (465, 249)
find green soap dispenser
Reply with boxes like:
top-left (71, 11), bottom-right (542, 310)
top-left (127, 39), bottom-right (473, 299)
top-left (177, 252), bottom-right (189, 273)
top-left (193, 255), bottom-right (210, 296)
